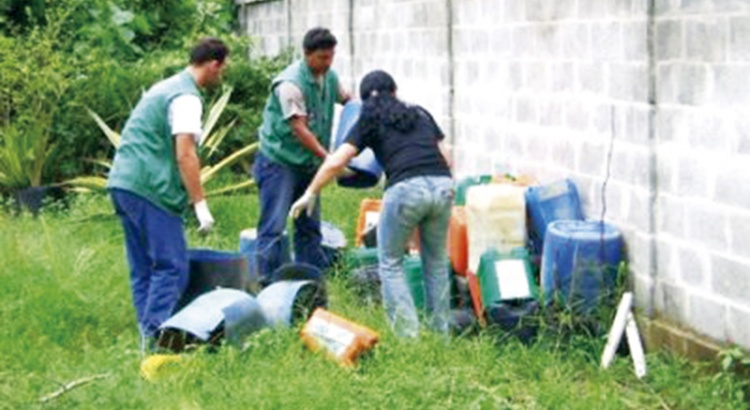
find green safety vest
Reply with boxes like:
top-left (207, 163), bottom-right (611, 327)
top-left (259, 61), bottom-right (339, 171)
top-left (107, 70), bottom-right (202, 214)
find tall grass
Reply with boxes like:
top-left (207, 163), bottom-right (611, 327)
top-left (0, 188), bottom-right (746, 409)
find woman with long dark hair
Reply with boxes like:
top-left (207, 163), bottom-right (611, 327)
top-left (290, 70), bottom-right (453, 337)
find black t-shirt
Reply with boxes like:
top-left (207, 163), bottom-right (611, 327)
top-left (345, 105), bottom-right (452, 189)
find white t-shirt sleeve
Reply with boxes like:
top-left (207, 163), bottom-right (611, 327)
top-left (169, 94), bottom-right (203, 143)
top-left (275, 81), bottom-right (307, 119)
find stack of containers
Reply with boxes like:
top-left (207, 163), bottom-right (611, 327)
top-left (464, 183), bottom-right (528, 324)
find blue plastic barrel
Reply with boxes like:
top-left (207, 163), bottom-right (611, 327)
top-left (525, 179), bottom-right (584, 254)
top-left (540, 220), bottom-right (624, 314)
top-left (333, 101), bottom-right (383, 188)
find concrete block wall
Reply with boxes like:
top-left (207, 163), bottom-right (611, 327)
top-left (237, 0), bottom-right (290, 57)
top-left (348, 0), bottom-right (451, 132)
top-left (235, 0), bottom-right (750, 351)
top-left (652, 0), bottom-right (750, 348)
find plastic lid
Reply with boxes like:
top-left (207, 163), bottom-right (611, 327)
top-left (546, 220), bottom-right (622, 241)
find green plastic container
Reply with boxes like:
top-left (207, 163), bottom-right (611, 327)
top-left (454, 175), bottom-right (493, 206)
top-left (404, 255), bottom-right (425, 309)
top-left (345, 247), bottom-right (379, 270)
top-left (478, 247), bottom-right (539, 306)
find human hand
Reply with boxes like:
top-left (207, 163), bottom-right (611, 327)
top-left (289, 191), bottom-right (318, 219)
top-left (193, 199), bottom-right (215, 234)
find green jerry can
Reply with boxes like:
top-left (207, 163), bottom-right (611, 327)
top-left (477, 247), bottom-right (539, 306)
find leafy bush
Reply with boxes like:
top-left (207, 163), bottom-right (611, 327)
top-left (1, 0), bottom-right (288, 184)
top-left (0, 16), bottom-right (72, 189)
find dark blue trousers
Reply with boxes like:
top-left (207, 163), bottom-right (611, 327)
top-left (253, 152), bottom-right (327, 283)
top-left (110, 189), bottom-right (189, 338)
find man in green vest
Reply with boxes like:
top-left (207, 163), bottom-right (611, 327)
top-left (107, 38), bottom-right (229, 353)
top-left (254, 27), bottom-right (350, 284)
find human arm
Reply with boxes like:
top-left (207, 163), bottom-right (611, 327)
top-left (289, 143), bottom-right (359, 218)
top-left (171, 93), bottom-right (213, 232)
top-left (438, 140), bottom-right (453, 169)
top-left (277, 81), bottom-right (329, 159)
top-left (289, 116), bottom-right (329, 159)
top-left (175, 135), bottom-right (213, 231)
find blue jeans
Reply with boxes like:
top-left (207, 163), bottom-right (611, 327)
top-left (378, 175), bottom-right (453, 337)
top-left (254, 152), bottom-right (326, 283)
top-left (110, 189), bottom-right (189, 339)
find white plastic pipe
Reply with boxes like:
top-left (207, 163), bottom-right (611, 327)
top-left (625, 312), bottom-right (647, 379)
top-left (601, 292), bottom-right (633, 369)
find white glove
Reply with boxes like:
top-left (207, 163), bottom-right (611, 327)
top-left (193, 199), bottom-right (214, 234)
top-left (289, 191), bottom-right (318, 219)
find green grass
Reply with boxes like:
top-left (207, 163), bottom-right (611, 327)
top-left (1, 187), bottom-right (747, 409)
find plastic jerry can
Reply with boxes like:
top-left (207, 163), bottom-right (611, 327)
top-left (354, 198), bottom-right (420, 251)
top-left (477, 247), bottom-right (539, 307)
top-left (448, 206), bottom-right (468, 276)
top-left (453, 175), bottom-right (493, 206)
top-left (403, 255), bottom-right (425, 310)
top-left (466, 270), bottom-right (487, 327)
top-left (300, 308), bottom-right (380, 367)
top-left (525, 179), bottom-right (584, 255)
top-left (345, 247), bottom-right (380, 269)
top-left (493, 173), bottom-right (538, 187)
top-left (355, 199), bottom-right (382, 247)
top-left (465, 183), bottom-right (527, 273)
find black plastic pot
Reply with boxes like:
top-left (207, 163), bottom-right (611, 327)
top-left (12, 185), bottom-right (66, 216)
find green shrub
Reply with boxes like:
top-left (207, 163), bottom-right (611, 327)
top-left (0, 18), bottom-right (72, 190)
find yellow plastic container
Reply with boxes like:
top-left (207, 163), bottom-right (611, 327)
top-left (465, 184), bottom-right (527, 273)
top-left (300, 308), bottom-right (379, 367)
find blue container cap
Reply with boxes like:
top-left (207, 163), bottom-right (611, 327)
top-left (546, 220), bottom-right (622, 242)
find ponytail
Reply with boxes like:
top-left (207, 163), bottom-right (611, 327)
top-left (358, 70), bottom-right (418, 139)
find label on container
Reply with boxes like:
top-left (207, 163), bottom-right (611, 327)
top-left (306, 316), bottom-right (356, 359)
top-left (494, 260), bottom-right (531, 300)
top-left (365, 211), bottom-right (380, 231)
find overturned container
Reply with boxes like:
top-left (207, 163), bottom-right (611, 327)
top-left (257, 262), bottom-right (328, 327)
top-left (300, 308), bottom-right (380, 367)
top-left (158, 288), bottom-right (266, 352)
top-left (175, 249), bottom-right (249, 311)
